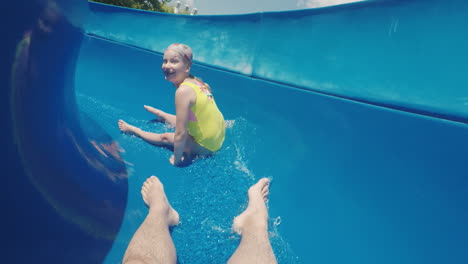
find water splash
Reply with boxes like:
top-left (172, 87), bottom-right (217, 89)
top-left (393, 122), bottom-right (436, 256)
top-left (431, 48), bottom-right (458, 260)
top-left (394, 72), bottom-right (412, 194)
top-left (273, 216), bottom-right (282, 227)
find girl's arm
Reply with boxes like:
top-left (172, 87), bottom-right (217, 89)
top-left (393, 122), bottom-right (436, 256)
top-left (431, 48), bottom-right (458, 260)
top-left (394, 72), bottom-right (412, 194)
top-left (172, 85), bottom-right (195, 165)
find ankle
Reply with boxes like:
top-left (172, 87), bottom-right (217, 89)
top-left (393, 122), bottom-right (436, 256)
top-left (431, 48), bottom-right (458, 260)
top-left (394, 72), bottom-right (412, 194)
top-left (148, 203), bottom-right (170, 214)
top-left (236, 212), bottom-right (268, 231)
top-left (239, 221), bottom-right (269, 239)
top-left (148, 207), bottom-right (171, 222)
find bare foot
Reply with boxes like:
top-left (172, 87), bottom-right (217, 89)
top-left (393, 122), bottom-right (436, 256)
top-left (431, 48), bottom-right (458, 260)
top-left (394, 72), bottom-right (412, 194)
top-left (232, 178), bottom-right (270, 234)
top-left (144, 105), bottom-right (164, 119)
top-left (118, 119), bottom-right (138, 135)
top-left (141, 176), bottom-right (179, 226)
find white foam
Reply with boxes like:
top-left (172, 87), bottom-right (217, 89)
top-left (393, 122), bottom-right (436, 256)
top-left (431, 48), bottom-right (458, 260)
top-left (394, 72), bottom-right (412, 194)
top-left (225, 119), bottom-right (236, 129)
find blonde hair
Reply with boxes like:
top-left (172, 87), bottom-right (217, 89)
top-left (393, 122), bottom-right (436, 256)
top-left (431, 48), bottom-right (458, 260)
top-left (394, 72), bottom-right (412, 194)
top-left (166, 43), bottom-right (192, 66)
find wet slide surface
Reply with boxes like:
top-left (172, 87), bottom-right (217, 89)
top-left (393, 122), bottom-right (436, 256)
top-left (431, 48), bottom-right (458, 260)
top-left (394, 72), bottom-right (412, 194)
top-left (78, 1), bottom-right (468, 262)
top-left (3, 0), bottom-right (468, 263)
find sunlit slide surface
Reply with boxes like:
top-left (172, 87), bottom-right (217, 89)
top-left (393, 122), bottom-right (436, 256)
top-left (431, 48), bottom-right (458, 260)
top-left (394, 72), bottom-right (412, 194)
top-left (4, 0), bottom-right (468, 263)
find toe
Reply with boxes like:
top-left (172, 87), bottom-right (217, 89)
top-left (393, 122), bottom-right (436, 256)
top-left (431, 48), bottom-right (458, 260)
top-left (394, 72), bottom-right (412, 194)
top-left (143, 181), bottom-right (150, 188)
top-left (260, 177), bottom-right (270, 185)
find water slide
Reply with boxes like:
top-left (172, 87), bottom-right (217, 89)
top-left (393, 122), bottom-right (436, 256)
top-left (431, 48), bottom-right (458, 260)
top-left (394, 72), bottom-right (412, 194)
top-left (3, 0), bottom-right (468, 263)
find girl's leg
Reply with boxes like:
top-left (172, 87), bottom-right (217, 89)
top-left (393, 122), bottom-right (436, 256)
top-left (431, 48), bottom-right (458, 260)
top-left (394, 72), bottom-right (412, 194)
top-left (144, 105), bottom-right (176, 127)
top-left (118, 119), bottom-right (212, 159)
top-left (118, 120), bottom-right (174, 147)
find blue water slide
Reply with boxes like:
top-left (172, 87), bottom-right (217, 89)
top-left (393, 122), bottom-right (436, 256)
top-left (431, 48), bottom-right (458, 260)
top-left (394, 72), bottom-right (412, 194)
top-left (3, 0), bottom-right (468, 263)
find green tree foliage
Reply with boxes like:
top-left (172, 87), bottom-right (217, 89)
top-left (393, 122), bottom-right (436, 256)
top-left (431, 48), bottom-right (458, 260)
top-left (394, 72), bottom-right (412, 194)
top-left (90, 0), bottom-right (175, 13)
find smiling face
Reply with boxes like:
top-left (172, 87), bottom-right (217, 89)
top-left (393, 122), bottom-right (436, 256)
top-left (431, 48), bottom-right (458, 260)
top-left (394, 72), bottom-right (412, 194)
top-left (162, 49), bottom-right (191, 87)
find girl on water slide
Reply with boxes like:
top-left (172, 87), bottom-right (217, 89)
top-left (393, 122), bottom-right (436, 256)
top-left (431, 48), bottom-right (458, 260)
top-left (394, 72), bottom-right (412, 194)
top-left (118, 43), bottom-right (225, 166)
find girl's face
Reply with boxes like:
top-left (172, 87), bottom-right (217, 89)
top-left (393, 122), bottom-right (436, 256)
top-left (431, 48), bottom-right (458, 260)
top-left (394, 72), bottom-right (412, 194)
top-left (162, 50), bottom-right (190, 86)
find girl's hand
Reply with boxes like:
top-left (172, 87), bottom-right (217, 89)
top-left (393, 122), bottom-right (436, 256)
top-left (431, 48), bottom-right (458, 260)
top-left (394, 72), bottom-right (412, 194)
top-left (169, 154), bottom-right (184, 166)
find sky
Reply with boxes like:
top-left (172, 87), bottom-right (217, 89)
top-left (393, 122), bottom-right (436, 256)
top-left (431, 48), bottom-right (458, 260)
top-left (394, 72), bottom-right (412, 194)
top-left (169, 0), bottom-right (363, 15)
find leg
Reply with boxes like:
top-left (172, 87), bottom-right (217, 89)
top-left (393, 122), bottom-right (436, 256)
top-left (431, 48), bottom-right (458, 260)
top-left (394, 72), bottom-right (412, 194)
top-left (144, 105), bottom-right (176, 127)
top-left (228, 178), bottom-right (277, 264)
top-left (123, 176), bottom-right (179, 264)
top-left (118, 119), bottom-right (211, 157)
top-left (118, 119), bottom-right (174, 147)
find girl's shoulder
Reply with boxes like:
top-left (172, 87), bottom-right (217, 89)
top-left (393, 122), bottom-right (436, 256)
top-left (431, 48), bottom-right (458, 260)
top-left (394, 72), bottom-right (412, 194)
top-left (182, 77), bottom-right (212, 96)
top-left (182, 78), bottom-right (203, 87)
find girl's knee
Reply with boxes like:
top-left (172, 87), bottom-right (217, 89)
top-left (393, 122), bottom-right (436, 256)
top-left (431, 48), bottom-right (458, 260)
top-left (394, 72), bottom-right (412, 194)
top-left (160, 133), bottom-right (173, 144)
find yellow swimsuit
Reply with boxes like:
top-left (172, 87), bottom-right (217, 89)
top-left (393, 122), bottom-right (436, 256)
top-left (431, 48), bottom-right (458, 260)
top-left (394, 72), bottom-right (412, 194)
top-left (182, 81), bottom-right (225, 152)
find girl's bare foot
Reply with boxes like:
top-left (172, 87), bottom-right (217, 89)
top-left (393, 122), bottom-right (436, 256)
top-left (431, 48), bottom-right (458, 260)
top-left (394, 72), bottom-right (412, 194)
top-left (141, 176), bottom-right (179, 226)
top-left (118, 120), bottom-right (138, 135)
top-left (232, 178), bottom-right (270, 234)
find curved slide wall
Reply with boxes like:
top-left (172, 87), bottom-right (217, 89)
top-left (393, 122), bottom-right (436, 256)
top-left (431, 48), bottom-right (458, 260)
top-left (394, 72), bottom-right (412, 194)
top-left (3, 1), bottom-right (127, 263)
top-left (86, 0), bottom-right (468, 122)
top-left (3, 0), bottom-right (468, 263)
